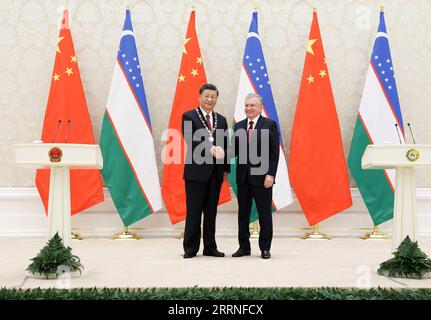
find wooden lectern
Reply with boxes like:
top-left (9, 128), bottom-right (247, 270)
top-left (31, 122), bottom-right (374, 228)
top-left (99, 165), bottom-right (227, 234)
top-left (15, 143), bottom-right (103, 247)
top-left (362, 144), bottom-right (431, 250)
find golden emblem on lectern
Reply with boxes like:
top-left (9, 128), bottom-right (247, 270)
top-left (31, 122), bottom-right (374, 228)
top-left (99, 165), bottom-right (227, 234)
top-left (48, 147), bottom-right (63, 163)
top-left (406, 148), bottom-right (420, 162)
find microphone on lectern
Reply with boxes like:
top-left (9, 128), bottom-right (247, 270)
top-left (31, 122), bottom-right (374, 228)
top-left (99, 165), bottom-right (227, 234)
top-left (394, 123), bottom-right (402, 144)
top-left (65, 120), bottom-right (72, 143)
top-left (407, 123), bottom-right (416, 144)
top-left (52, 120), bottom-right (62, 143)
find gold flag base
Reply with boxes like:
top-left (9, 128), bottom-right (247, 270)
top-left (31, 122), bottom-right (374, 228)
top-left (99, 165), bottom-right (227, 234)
top-left (174, 231), bottom-right (184, 240)
top-left (300, 225), bottom-right (331, 240)
top-left (250, 221), bottom-right (259, 238)
top-left (111, 227), bottom-right (140, 240)
top-left (360, 226), bottom-right (389, 240)
top-left (71, 232), bottom-right (83, 240)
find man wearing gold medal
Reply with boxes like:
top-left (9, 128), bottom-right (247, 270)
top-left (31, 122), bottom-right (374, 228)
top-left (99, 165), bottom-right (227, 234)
top-left (181, 83), bottom-right (230, 258)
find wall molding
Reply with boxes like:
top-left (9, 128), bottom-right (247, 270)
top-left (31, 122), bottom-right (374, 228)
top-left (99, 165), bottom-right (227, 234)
top-left (1, 187), bottom-right (431, 238)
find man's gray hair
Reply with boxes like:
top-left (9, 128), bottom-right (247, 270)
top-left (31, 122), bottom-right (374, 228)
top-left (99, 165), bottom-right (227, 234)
top-left (245, 93), bottom-right (263, 106)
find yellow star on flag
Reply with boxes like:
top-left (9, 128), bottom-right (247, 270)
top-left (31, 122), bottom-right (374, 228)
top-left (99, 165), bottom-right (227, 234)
top-left (183, 38), bottom-right (191, 55)
top-left (306, 39), bottom-right (317, 55)
top-left (65, 68), bottom-right (73, 76)
top-left (178, 74), bottom-right (186, 82)
top-left (319, 70), bottom-right (326, 78)
top-left (53, 73), bottom-right (60, 81)
top-left (307, 75), bottom-right (314, 83)
top-left (191, 69), bottom-right (198, 77)
top-left (196, 57), bottom-right (203, 64)
top-left (71, 56), bottom-right (77, 63)
top-left (56, 36), bottom-right (65, 54)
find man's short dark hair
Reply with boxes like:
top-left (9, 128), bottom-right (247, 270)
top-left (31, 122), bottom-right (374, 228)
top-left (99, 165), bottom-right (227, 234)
top-left (199, 83), bottom-right (219, 96)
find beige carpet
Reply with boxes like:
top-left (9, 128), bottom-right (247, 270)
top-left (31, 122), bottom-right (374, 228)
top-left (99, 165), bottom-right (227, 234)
top-left (1, 236), bottom-right (431, 289)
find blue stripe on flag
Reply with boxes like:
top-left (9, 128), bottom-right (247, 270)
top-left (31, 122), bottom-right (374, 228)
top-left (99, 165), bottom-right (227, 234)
top-left (117, 9), bottom-right (152, 128)
top-left (242, 12), bottom-right (284, 144)
top-left (370, 12), bottom-right (403, 132)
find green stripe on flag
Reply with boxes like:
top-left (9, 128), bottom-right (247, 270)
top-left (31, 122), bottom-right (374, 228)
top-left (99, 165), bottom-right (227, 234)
top-left (348, 117), bottom-right (394, 225)
top-left (228, 124), bottom-right (275, 223)
top-left (100, 114), bottom-right (152, 227)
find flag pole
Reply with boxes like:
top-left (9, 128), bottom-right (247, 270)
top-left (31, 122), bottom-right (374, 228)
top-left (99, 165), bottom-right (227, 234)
top-left (300, 223), bottom-right (331, 240)
top-left (360, 225), bottom-right (389, 240)
top-left (111, 226), bottom-right (141, 240)
top-left (250, 221), bottom-right (259, 238)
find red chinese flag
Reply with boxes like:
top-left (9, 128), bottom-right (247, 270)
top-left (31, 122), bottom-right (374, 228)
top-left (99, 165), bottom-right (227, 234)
top-left (161, 11), bottom-right (231, 224)
top-left (289, 11), bottom-right (352, 226)
top-left (35, 10), bottom-right (104, 215)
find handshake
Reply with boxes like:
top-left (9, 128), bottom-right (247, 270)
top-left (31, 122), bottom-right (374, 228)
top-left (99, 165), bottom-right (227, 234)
top-left (210, 146), bottom-right (225, 159)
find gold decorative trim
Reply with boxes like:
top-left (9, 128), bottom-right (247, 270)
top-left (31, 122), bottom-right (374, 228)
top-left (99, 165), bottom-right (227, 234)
top-left (406, 148), bottom-right (420, 162)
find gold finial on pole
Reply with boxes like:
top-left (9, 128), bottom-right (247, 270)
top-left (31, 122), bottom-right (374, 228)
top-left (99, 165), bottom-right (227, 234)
top-left (360, 225), bottom-right (389, 240)
top-left (300, 224), bottom-right (331, 240)
top-left (313, 7), bottom-right (317, 13)
top-left (250, 220), bottom-right (259, 238)
top-left (111, 226), bottom-right (141, 240)
top-left (380, 5), bottom-right (384, 12)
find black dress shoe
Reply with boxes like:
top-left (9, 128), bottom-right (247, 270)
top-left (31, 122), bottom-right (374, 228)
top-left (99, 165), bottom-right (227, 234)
top-left (232, 248), bottom-right (251, 257)
top-left (261, 250), bottom-right (271, 259)
top-left (183, 252), bottom-right (196, 259)
top-left (203, 249), bottom-right (225, 257)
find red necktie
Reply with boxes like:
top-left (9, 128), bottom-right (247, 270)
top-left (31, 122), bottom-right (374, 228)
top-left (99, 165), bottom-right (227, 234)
top-left (205, 114), bottom-right (212, 131)
top-left (248, 120), bottom-right (254, 140)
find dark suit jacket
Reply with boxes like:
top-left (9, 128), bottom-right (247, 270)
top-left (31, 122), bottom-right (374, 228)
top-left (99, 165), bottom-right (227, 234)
top-left (182, 108), bottom-right (230, 183)
top-left (232, 116), bottom-right (279, 187)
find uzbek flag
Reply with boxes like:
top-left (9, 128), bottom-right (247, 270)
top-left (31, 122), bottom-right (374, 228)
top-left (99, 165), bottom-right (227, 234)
top-left (229, 11), bottom-right (293, 222)
top-left (100, 9), bottom-right (162, 226)
top-left (348, 10), bottom-right (405, 226)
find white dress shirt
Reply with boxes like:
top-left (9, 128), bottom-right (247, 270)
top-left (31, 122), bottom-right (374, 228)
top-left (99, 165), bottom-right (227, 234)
top-left (247, 114), bottom-right (260, 129)
top-left (199, 107), bottom-right (213, 128)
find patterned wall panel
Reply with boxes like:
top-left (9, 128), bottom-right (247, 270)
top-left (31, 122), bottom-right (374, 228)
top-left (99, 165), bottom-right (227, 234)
top-left (1, 0), bottom-right (430, 186)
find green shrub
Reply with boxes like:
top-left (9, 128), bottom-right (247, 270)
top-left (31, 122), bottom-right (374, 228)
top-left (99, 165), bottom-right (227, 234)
top-left (378, 236), bottom-right (431, 279)
top-left (26, 232), bottom-right (83, 278)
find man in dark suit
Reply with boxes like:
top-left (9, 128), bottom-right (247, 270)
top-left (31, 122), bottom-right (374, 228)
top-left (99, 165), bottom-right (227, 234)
top-left (182, 83), bottom-right (230, 259)
top-left (231, 93), bottom-right (279, 259)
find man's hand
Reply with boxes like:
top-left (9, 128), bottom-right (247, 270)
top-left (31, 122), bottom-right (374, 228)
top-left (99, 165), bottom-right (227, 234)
top-left (211, 146), bottom-right (225, 159)
top-left (264, 175), bottom-right (274, 188)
